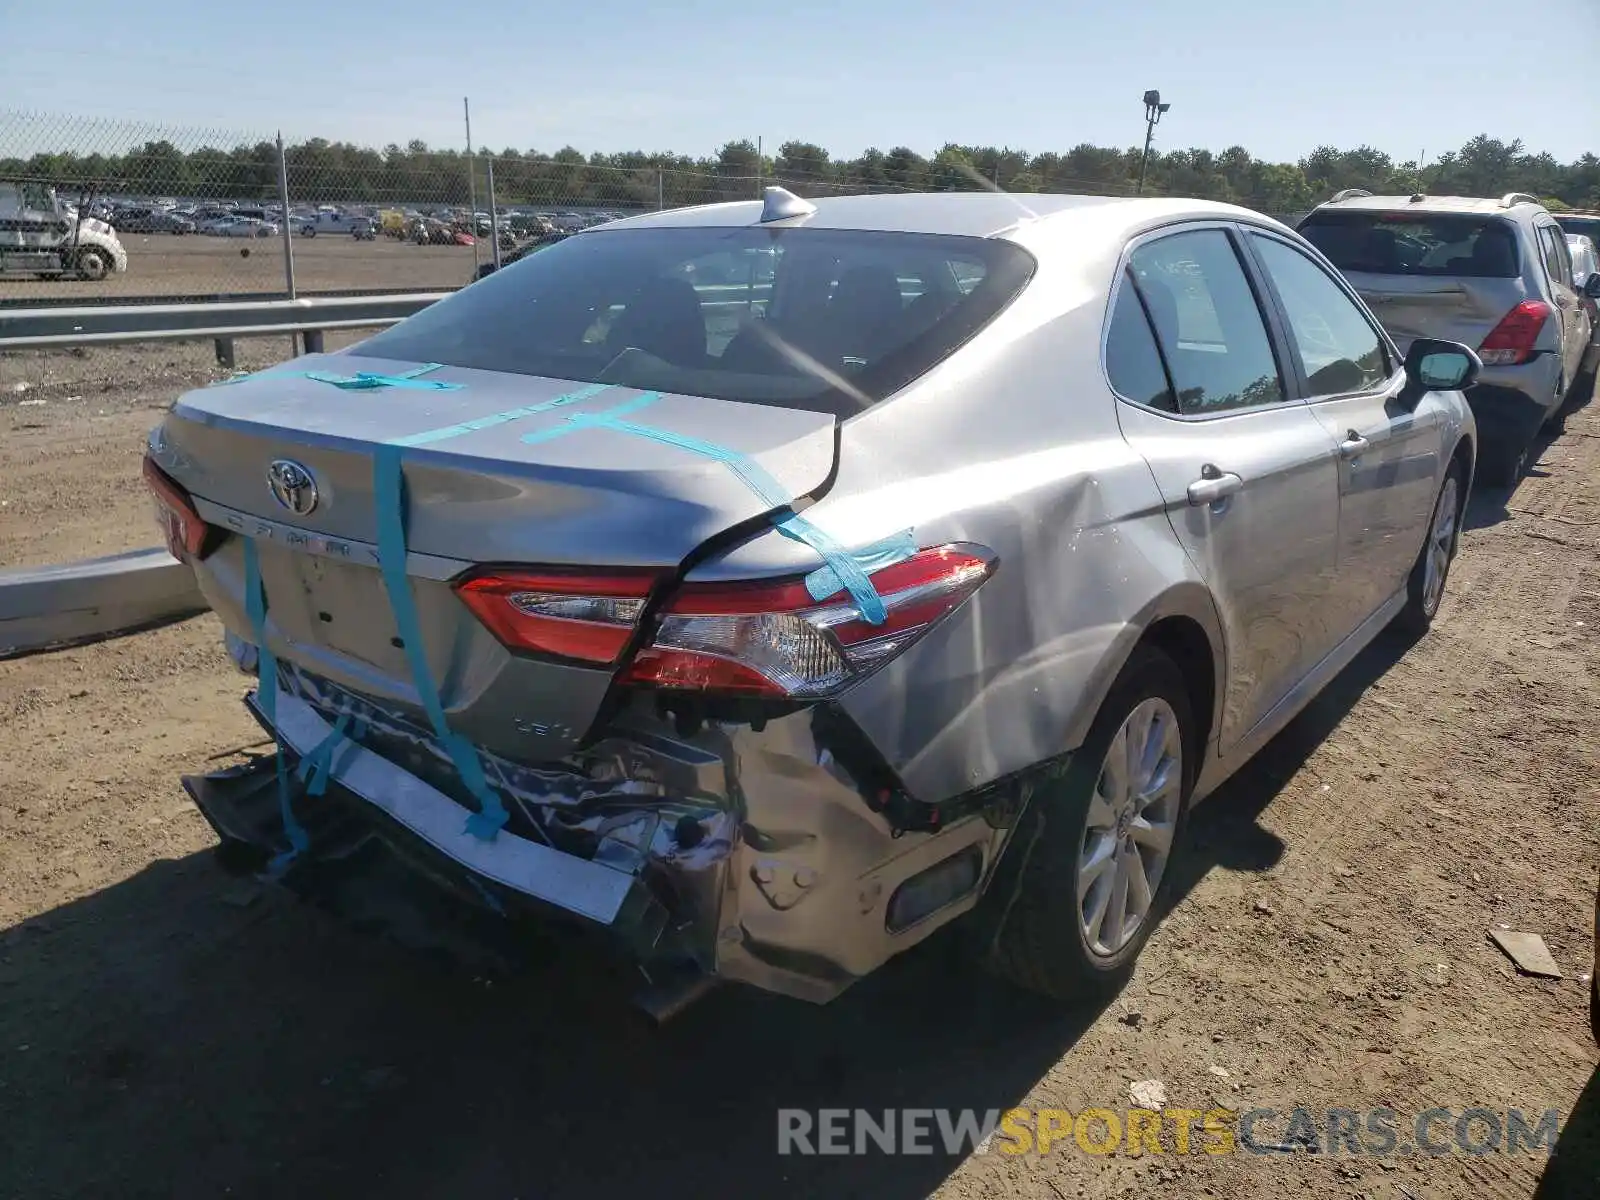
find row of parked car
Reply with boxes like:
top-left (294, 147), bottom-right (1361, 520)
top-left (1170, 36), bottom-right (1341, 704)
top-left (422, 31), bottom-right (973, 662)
top-left (103, 201), bottom-right (385, 240)
top-left (1294, 190), bottom-right (1600, 484)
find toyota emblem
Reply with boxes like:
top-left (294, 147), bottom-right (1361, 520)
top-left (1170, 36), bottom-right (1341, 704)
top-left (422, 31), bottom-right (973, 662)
top-left (266, 459), bottom-right (319, 516)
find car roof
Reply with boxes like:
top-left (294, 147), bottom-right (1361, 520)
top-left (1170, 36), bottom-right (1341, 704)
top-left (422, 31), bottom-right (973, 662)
top-left (1311, 194), bottom-right (1546, 218)
top-left (585, 191), bottom-right (1277, 242)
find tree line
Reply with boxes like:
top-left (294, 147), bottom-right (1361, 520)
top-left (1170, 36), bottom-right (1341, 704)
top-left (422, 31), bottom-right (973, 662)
top-left (5, 132), bottom-right (1597, 215)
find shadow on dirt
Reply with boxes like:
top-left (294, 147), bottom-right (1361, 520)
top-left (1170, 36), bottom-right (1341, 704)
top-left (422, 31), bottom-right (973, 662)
top-left (1, 633), bottom-right (1422, 1200)
top-left (1465, 370), bottom-right (1596, 532)
top-left (1534, 1063), bottom-right (1599, 1199)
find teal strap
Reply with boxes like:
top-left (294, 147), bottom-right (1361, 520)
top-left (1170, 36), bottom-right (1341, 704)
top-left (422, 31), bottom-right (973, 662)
top-left (371, 444), bottom-right (509, 841)
top-left (801, 527), bottom-right (917, 603)
top-left (209, 362), bottom-right (461, 392)
top-left (300, 370), bottom-right (462, 391)
top-left (521, 401), bottom-right (893, 624)
top-left (392, 382), bottom-right (614, 447)
top-left (295, 710), bottom-right (354, 796)
top-left (242, 538), bottom-right (308, 875)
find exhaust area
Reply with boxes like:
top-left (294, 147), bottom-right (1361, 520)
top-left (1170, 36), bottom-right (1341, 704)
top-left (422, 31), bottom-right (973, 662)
top-left (631, 970), bottom-right (722, 1025)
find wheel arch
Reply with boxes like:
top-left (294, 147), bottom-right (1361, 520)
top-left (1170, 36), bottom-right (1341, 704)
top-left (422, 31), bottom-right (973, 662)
top-left (1061, 582), bottom-right (1225, 781)
top-left (1450, 432), bottom-right (1476, 498)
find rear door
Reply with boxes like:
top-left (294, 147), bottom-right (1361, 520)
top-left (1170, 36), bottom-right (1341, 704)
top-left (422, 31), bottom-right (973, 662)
top-left (1109, 224), bottom-right (1343, 753)
top-left (1242, 227), bottom-right (1441, 637)
top-left (1536, 221), bottom-right (1586, 383)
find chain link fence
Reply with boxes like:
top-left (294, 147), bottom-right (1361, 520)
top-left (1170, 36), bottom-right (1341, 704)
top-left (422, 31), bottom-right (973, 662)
top-left (1, 109), bottom-right (1304, 307)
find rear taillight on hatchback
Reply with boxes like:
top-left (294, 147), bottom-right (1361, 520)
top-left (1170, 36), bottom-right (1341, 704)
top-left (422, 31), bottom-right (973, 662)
top-left (142, 455), bottom-right (214, 562)
top-left (1478, 300), bottom-right (1551, 366)
top-left (622, 544), bottom-right (995, 700)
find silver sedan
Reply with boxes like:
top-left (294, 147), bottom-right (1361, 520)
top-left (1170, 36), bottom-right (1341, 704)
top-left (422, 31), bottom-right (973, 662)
top-left (148, 190), bottom-right (1479, 1009)
top-left (214, 218), bottom-right (279, 238)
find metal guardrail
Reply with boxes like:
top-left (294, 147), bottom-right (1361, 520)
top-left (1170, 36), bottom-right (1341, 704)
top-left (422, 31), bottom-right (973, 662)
top-left (0, 290), bottom-right (452, 657)
top-left (0, 292), bottom-right (451, 349)
top-left (0, 548), bottom-right (209, 659)
top-left (0, 286), bottom-right (461, 311)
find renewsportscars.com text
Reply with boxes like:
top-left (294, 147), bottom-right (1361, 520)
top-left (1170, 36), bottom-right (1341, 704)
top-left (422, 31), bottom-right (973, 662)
top-left (776, 1106), bottom-right (1562, 1157)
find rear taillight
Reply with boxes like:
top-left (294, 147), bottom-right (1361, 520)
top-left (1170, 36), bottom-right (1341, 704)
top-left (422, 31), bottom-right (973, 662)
top-left (453, 570), bottom-right (657, 665)
top-left (142, 455), bottom-right (212, 561)
top-left (1478, 300), bottom-right (1551, 366)
top-left (621, 543), bottom-right (996, 699)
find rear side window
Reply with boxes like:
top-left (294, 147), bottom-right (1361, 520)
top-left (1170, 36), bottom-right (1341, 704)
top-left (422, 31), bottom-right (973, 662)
top-left (355, 226), bottom-right (1036, 417)
top-left (1105, 270), bottom-right (1177, 412)
top-left (1537, 225), bottom-right (1571, 287)
top-left (1298, 211), bottom-right (1521, 278)
top-left (1127, 229), bottom-right (1285, 415)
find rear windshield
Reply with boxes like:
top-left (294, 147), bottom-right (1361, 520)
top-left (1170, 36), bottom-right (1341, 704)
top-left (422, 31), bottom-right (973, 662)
top-left (1555, 215), bottom-right (1600, 246)
top-left (1297, 211), bottom-right (1521, 278)
top-left (355, 225), bottom-right (1036, 416)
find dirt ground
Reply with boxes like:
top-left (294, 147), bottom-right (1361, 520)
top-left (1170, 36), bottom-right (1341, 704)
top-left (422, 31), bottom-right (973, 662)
top-left (0, 233), bottom-right (480, 302)
top-left (1, 346), bottom-right (1597, 1200)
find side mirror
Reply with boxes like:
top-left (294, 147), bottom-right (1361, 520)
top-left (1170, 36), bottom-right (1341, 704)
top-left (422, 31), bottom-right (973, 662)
top-left (1399, 338), bottom-right (1480, 406)
top-left (1583, 272), bottom-right (1600, 300)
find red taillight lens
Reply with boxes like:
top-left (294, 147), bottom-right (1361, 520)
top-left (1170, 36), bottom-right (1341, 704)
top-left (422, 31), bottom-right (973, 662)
top-left (622, 543), bottom-right (996, 699)
top-left (1478, 300), bottom-right (1551, 366)
top-left (453, 569), bottom-right (658, 665)
top-left (142, 455), bottom-right (211, 561)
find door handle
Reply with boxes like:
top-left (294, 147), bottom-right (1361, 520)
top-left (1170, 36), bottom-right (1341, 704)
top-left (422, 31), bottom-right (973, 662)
top-left (1187, 470), bottom-right (1244, 506)
top-left (1339, 430), bottom-right (1370, 459)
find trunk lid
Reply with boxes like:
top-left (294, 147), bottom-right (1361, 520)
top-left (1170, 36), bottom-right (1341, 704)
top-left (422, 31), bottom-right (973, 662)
top-left (157, 354), bottom-right (837, 565)
top-left (153, 355), bottom-right (838, 760)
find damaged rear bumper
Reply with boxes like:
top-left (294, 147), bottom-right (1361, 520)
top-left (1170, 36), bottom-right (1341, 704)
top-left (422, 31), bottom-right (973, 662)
top-left (187, 683), bottom-right (1019, 1005)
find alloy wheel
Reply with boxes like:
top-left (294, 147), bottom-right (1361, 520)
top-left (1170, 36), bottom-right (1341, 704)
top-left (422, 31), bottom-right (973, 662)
top-left (1078, 696), bottom-right (1182, 958)
top-left (1422, 475), bottom-right (1460, 616)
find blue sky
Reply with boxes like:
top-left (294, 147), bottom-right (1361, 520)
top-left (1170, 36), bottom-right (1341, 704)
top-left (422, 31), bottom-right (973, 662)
top-left (3, 0), bottom-right (1597, 163)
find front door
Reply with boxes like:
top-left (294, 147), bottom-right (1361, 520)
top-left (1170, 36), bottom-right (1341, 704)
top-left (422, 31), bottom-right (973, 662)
top-left (1243, 229), bottom-right (1443, 638)
top-left (1107, 224), bottom-right (1343, 753)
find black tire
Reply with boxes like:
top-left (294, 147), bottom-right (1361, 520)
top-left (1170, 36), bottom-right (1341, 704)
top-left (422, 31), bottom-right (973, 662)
top-left (1543, 377), bottom-right (1568, 434)
top-left (75, 248), bottom-right (109, 281)
top-left (1591, 972), bottom-right (1599, 1048)
top-left (1479, 435), bottom-right (1528, 489)
top-left (976, 645), bottom-right (1195, 1001)
top-left (1394, 459), bottom-right (1465, 637)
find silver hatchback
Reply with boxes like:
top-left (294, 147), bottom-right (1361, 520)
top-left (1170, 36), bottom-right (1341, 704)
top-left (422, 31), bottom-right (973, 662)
top-left (149, 192), bottom-right (1480, 1010)
top-left (1298, 191), bottom-right (1600, 485)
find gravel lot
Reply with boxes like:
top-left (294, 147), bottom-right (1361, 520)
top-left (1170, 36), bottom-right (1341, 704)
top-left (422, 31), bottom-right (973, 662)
top-left (0, 347), bottom-right (1597, 1200)
top-left (0, 234), bottom-right (478, 302)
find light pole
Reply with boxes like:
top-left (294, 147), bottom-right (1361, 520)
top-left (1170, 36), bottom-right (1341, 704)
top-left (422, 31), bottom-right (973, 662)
top-left (1137, 89), bottom-right (1171, 195)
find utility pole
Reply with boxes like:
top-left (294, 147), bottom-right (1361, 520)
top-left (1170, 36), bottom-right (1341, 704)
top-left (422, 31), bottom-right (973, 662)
top-left (274, 132), bottom-right (297, 355)
top-left (1137, 89), bottom-right (1171, 196)
top-left (464, 97), bottom-right (480, 274)
top-left (487, 158), bottom-right (502, 272)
